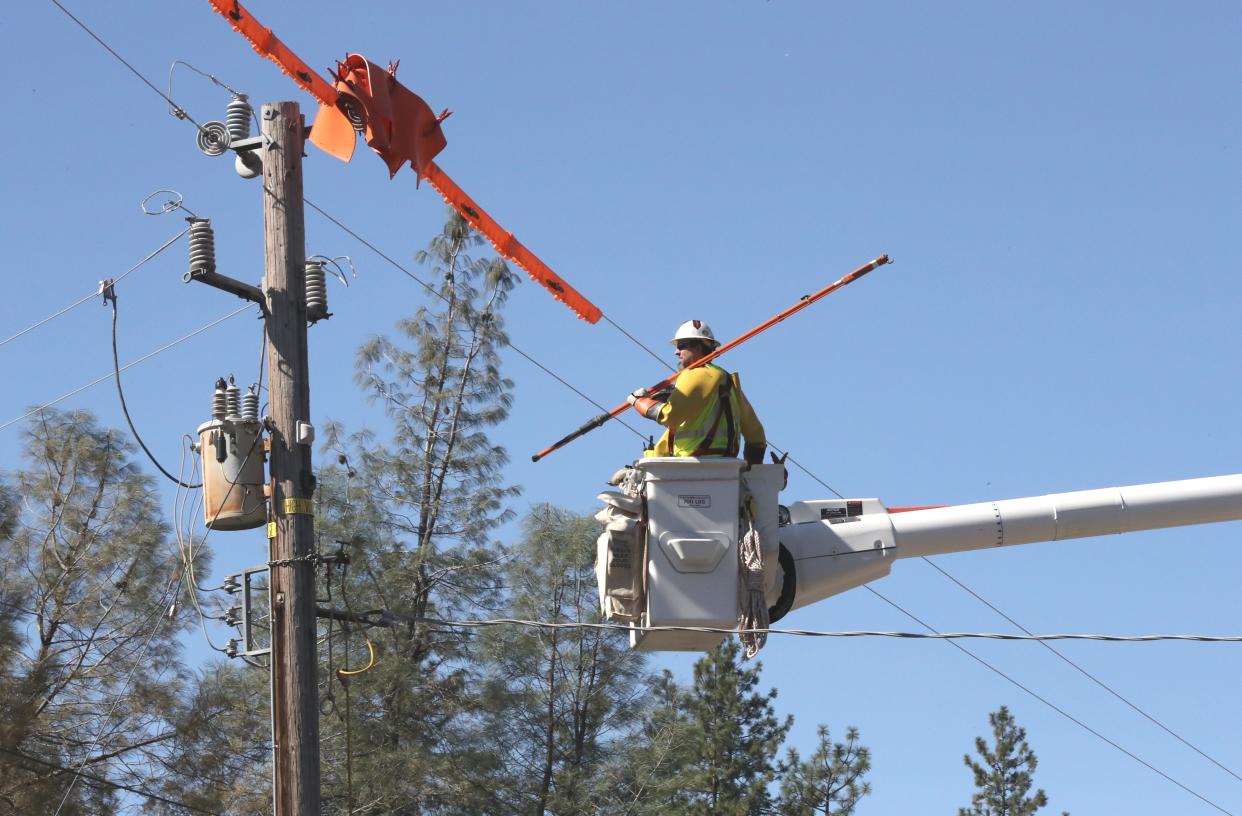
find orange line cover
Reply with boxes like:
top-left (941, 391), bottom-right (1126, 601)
top-left (205, 0), bottom-right (603, 324)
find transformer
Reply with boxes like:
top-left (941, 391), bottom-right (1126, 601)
top-left (198, 377), bottom-right (267, 530)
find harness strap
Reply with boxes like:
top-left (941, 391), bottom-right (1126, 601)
top-left (688, 376), bottom-right (738, 457)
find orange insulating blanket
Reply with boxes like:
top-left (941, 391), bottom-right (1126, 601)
top-left (206, 0), bottom-right (602, 324)
top-left (312, 55), bottom-right (449, 179)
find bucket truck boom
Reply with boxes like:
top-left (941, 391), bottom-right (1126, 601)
top-left (595, 460), bottom-right (1242, 651)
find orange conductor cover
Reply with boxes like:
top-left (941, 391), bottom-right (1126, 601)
top-left (206, 0), bottom-right (602, 324)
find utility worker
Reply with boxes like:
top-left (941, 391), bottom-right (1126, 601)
top-left (627, 320), bottom-right (767, 465)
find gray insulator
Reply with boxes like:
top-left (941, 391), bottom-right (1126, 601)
top-left (225, 377), bottom-right (241, 419)
top-left (188, 218), bottom-right (216, 277)
top-left (195, 121), bottom-right (231, 157)
top-left (212, 377), bottom-right (228, 420)
top-left (305, 259), bottom-right (328, 323)
top-left (241, 385), bottom-right (259, 422)
top-left (226, 96), bottom-right (252, 142)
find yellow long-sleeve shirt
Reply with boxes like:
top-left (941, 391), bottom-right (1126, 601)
top-left (646, 365), bottom-right (765, 460)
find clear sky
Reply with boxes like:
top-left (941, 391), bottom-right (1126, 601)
top-left (3, 1), bottom-right (1240, 813)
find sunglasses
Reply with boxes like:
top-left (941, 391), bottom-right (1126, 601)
top-left (675, 341), bottom-right (698, 351)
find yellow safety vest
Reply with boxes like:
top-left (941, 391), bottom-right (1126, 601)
top-left (669, 364), bottom-right (742, 457)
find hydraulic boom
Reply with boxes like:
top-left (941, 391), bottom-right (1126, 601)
top-left (597, 460), bottom-right (1242, 651)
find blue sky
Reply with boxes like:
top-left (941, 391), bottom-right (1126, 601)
top-left (3, 1), bottom-right (1240, 812)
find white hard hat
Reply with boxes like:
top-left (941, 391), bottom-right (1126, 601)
top-left (671, 319), bottom-right (718, 347)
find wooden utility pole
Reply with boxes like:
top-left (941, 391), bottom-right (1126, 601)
top-left (261, 100), bottom-right (320, 815)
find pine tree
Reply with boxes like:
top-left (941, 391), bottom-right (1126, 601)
top-left (0, 409), bottom-right (196, 814)
top-left (619, 638), bottom-right (792, 815)
top-left (311, 208), bottom-right (521, 813)
top-left (475, 504), bottom-right (652, 814)
top-left (778, 725), bottom-right (872, 815)
top-left (959, 706), bottom-right (1052, 816)
top-left (600, 669), bottom-right (696, 815)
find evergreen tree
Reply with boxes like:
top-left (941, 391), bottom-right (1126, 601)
top-left (311, 208), bottom-right (521, 813)
top-left (476, 504), bottom-right (652, 815)
top-left (0, 410), bottom-right (196, 814)
top-left (599, 669), bottom-right (701, 815)
top-left (149, 660), bottom-right (273, 815)
top-left (778, 725), bottom-right (872, 815)
top-left (959, 706), bottom-right (1052, 816)
top-left (617, 639), bottom-right (791, 815)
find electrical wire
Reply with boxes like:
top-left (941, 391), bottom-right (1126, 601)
top-left (391, 616), bottom-right (1242, 643)
top-left (303, 196), bottom-right (649, 442)
top-left (0, 229), bottom-right (188, 351)
top-left (862, 585), bottom-right (1234, 816)
top-left (601, 314), bottom-right (672, 371)
top-left (0, 745), bottom-right (222, 816)
top-left (921, 555), bottom-right (1242, 783)
top-left (168, 59), bottom-right (247, 103)
top-left (110, 293), bottom-right (201, 488)
top-left (0, 304), bottom-right (253, 433)
top-left (47, 0), bottom-right (208, 132)
top-left (45, 0), bottom-right (664, 450)
top-left (1, 289), bottom-right (101, 350)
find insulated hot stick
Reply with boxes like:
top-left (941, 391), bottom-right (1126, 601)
top-left (531, 254), bottom-right (890, 462)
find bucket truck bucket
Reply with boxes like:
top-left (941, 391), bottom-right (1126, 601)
top-left (630, 458), bottom-right (744, 651)
top-left (617, 458), bottom-right (786, 651)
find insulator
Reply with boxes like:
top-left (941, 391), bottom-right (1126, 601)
top-left (305, 258), bottom-right (328, 323)
top-left (226, 95), bottom-right (252, 142)
top-left (196, 121), bottom-right (232, 157)
top-left (241, 384), bottom-right (259, 422)
top-left (188, 218), bottom-right (216, 277)
top-left (212, 377), bottom-right (228, 420)
top-left (225, 376), bottom-right (241, 419)
top-left (341, 97), bottom-right (366, 133)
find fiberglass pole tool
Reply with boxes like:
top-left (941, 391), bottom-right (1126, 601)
top-left (531, 254), bottom-right (891, 463)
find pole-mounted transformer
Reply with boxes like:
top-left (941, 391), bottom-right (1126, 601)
top-left (197, 375), bottom-right (267, 530)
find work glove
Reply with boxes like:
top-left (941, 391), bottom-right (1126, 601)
top-left (627, 388), bottom-right (665, 420)
top-left (626, 387), bottom-right (649, 407)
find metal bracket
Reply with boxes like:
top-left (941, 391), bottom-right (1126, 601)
top-left (222, 564), bottom-right (273, 658)
top-left (183, 268), bottom-right (266, 305)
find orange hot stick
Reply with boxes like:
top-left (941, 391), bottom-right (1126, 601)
top-left (531, 254), bottom-right (890, 462)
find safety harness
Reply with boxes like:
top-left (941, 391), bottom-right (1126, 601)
top-left (670, 368), bottom-right (740, 458)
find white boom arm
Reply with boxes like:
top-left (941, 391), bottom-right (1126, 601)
top-left (782, 474), bottom-right (1242, 613)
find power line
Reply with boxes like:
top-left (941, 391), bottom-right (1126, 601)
top-left (0, 304), bottom-right (254, 433)
top-left (601, 313), bottom-right (674, 371)
top-left (863, 585), bottom-right (1234, 816)
top-left (2, 289), bottom-right (100, 350)
top-left (303, 196), bottom-right (649, 442)
top-left (0, 744), bottom-right (222, 816)
top-left (45, 0), bottom-right (648, 449)
top-left (385, 615), bottom-right (1242, 642)
top-left (48, 0), bottom-right (207, 131)
top-left (0, 229), bottom-right (188, 351)
top-left (921, 555), bottom-right (1242, 784)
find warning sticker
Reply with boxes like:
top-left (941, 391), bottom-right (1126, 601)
top-left (678, 494), bottom-right (712, 509)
